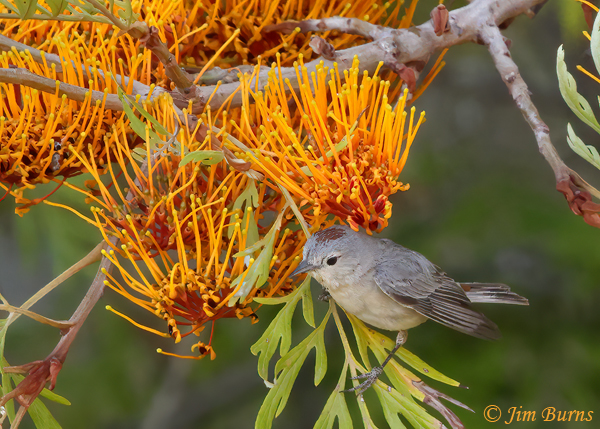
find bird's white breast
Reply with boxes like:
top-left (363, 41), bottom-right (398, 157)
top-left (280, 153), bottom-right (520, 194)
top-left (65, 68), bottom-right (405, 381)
top-left (313, 271), bottom-right (427, 332)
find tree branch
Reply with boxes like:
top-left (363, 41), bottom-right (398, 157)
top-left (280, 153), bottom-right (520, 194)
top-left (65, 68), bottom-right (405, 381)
top-left (479, 18), bottom-right (600, 227)
top-left (197, 0), bottom-right (548, 111)
top-left (0, 238), bottom-right (115, 429)
top-left (0, 68), bottom-right (124, 110)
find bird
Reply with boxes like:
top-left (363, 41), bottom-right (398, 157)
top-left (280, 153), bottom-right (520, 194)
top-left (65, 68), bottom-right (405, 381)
top-left (290, 225), bottom-right (529, 394)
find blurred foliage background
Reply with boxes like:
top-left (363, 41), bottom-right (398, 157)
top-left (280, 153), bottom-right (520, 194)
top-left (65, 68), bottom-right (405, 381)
top-left (1, 1), bottom-right (599, 428)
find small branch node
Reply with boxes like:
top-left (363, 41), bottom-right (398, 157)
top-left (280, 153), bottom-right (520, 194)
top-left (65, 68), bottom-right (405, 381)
top-left (309, 36), bottom-right (336, 60)
top-left (431, 4), bottom-right (451, 36)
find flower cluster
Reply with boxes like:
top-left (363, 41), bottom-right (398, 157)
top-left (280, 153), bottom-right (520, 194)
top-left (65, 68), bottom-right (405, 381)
top-left (0, 0), bottom-right (417, 212)
top-left (0, 0), bottom-right (429, 358)
top-left (227, 56), bottom-right (424, 233)
top-left (71, 54), bottom-right (423, 359)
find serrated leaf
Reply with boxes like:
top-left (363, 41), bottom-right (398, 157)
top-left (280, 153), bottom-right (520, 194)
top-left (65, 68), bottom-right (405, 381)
top-left (75, 0), bottom-right (98, 15)
top-left (347, 313), bottom-right (459, 387)
top-left (116, 85), bottom-right (170, 160)
top-left (45, 0), bottom-right (68, 16)
top-left (114, 0), bottom-right (137, 25)
top-left (373, 386), bottom-right (410, 429)
top-left (345, 313), bottom-right (454, 428)
top-left (557, 45), bottom-right (600, 134)
top-left (179, 150), bottom-right (224, 167)
top-left (124, 94), bottom-right (170, 136)
top-left (229, 206), bottom-right (288, 304)
top-left (567, 123), bottom-right (600, 170)
top-left (131, 147), bottom-right (147, 163)
top-left (256, 309), bottom-right (330, 429)
top-left (251, 278), bottom-right (310, 380)
top-left (313, 364), bottom-right (353, 429)
top-left (14, 0), bottom-right (38, 19)
top-left (252, 295), bottom-right (296, 305)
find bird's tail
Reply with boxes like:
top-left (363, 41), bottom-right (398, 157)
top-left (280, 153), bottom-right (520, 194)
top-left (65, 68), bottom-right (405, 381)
top-left (461, 283), bottom-right (529, 306)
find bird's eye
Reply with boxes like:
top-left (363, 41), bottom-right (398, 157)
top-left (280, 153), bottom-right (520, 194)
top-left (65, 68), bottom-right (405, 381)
top-left (326, 256), bottom-right (338, 266)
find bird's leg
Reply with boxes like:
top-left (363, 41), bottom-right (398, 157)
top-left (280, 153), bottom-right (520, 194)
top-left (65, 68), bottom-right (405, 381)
top-left (343, 330), bottom-right (408, 395)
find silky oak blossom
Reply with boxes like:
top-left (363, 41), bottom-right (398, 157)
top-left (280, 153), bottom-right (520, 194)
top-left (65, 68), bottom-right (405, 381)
top-left (59, 96), bottom-right (309, 357)
top-left (0, 20), bottom-right (161, 213)
top-left (223, 56), bottom-right (425, 233)
top-left (174, 0), bottom-right (411, 69)
top-left (0, 0), bottom-right (421, 211)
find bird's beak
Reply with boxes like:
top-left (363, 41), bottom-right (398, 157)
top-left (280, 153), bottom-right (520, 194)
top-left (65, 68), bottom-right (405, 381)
top-left (290, 259), bottom-right (316, 277)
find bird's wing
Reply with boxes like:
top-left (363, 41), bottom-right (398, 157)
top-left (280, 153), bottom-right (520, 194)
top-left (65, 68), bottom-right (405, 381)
top-left (373, 241), bottom-right (501, 340)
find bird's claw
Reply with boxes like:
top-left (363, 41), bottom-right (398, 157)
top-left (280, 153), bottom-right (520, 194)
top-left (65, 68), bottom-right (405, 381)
top-left (342, 366), bottom-right (384, 395)
top-left (318, 290), bottom-right (331, 302)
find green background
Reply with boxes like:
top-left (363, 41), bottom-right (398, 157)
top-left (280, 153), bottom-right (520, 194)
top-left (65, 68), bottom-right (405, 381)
top-left (1, 1), bottom-right (599, 427)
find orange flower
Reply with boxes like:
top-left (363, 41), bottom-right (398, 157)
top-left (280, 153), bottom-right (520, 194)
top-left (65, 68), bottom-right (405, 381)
top-left (53, 96), bottom-right (307, 357)
top-left (224, 56), bottom-right (425, 233)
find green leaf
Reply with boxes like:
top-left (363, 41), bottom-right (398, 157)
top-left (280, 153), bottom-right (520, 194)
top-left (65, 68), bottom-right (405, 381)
top-left (313, 364), bottom-right (353, 429)
top-left (345, 313), bottom-right (450, 428)
top-left (4, 373), bottom-right (65, 429)
top-left (114, 0), bottom-right (138, 25)
top-left (0, 0), bottom-right (17, 13)
top-left (124, 94), bottom-right (170, 137)
top-left (590, 8), bottom-right (600, 77)
top-left (557, 45), bottom-right (600, 134)
top-left (251, 278), bottom-right (310, 380)
top-left (131, 147), bottom-right (148, 163)
top-left (374, 386), bottom-right (409, 429)
top-left (300, 278), bottom-right (315, 328)
top-left (28, 397), bottom-right (62, 429)
top-left (229, 206), bottom-right (288, 304)
top-left (9, 372), bottom-right (71, 405)
top-left (39, 388), bottom-right (72, 406)
top-left (117, 86), bottom-right (165, 152)
top-left (567, 123), bottom-right (600, 170)
top-left (277, 184), bottom-right (311, 239)
top-left (256, 308), bottom-right (330, 429)
top-left (2, 373), bottom-right (15, 422)
top-left (45, 0), bottom-right (68, 16)
top-left (179, 150), bottom-right (224, 167)
top-left (14, 0), bottom-right (38, 19)
top-left (227, 180), bottom-right (259, 239)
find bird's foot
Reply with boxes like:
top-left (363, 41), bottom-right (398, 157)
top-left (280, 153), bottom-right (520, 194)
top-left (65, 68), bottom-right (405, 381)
top-left (318, 290), bottom-right (331, 302)
top-left (342, 366), bottom-right (384, 395)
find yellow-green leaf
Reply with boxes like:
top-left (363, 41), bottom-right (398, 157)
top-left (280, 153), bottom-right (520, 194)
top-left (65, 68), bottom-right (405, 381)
top-left (557, 45), bottom-right (600, 134)
top-left (14, 0), bottom-right (38, 19)
top-left (179, 150), bottom-right (224, 167)
top-left (313, 364), bottom-right (353, 429)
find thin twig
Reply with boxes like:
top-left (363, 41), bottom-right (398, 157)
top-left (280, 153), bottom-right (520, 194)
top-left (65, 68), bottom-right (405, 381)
top-left (480, 20), bottom-right (600, 227)
top-left (0, 305), bottom-right (74, 330)
top-left (1, 241), bottom-right (104, 332)
top-left (198, 0), bottom-right (548, 111)
top-left (0, 34), bottom-right (163, 100)
top-left (479, 23), bottom-right (567, 181)
top-left (0, 238), bottom-right (116, 429)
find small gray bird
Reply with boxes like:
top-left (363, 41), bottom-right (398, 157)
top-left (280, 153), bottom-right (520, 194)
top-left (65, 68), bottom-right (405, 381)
top-left (291, 225), bottom-right (528, 393)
